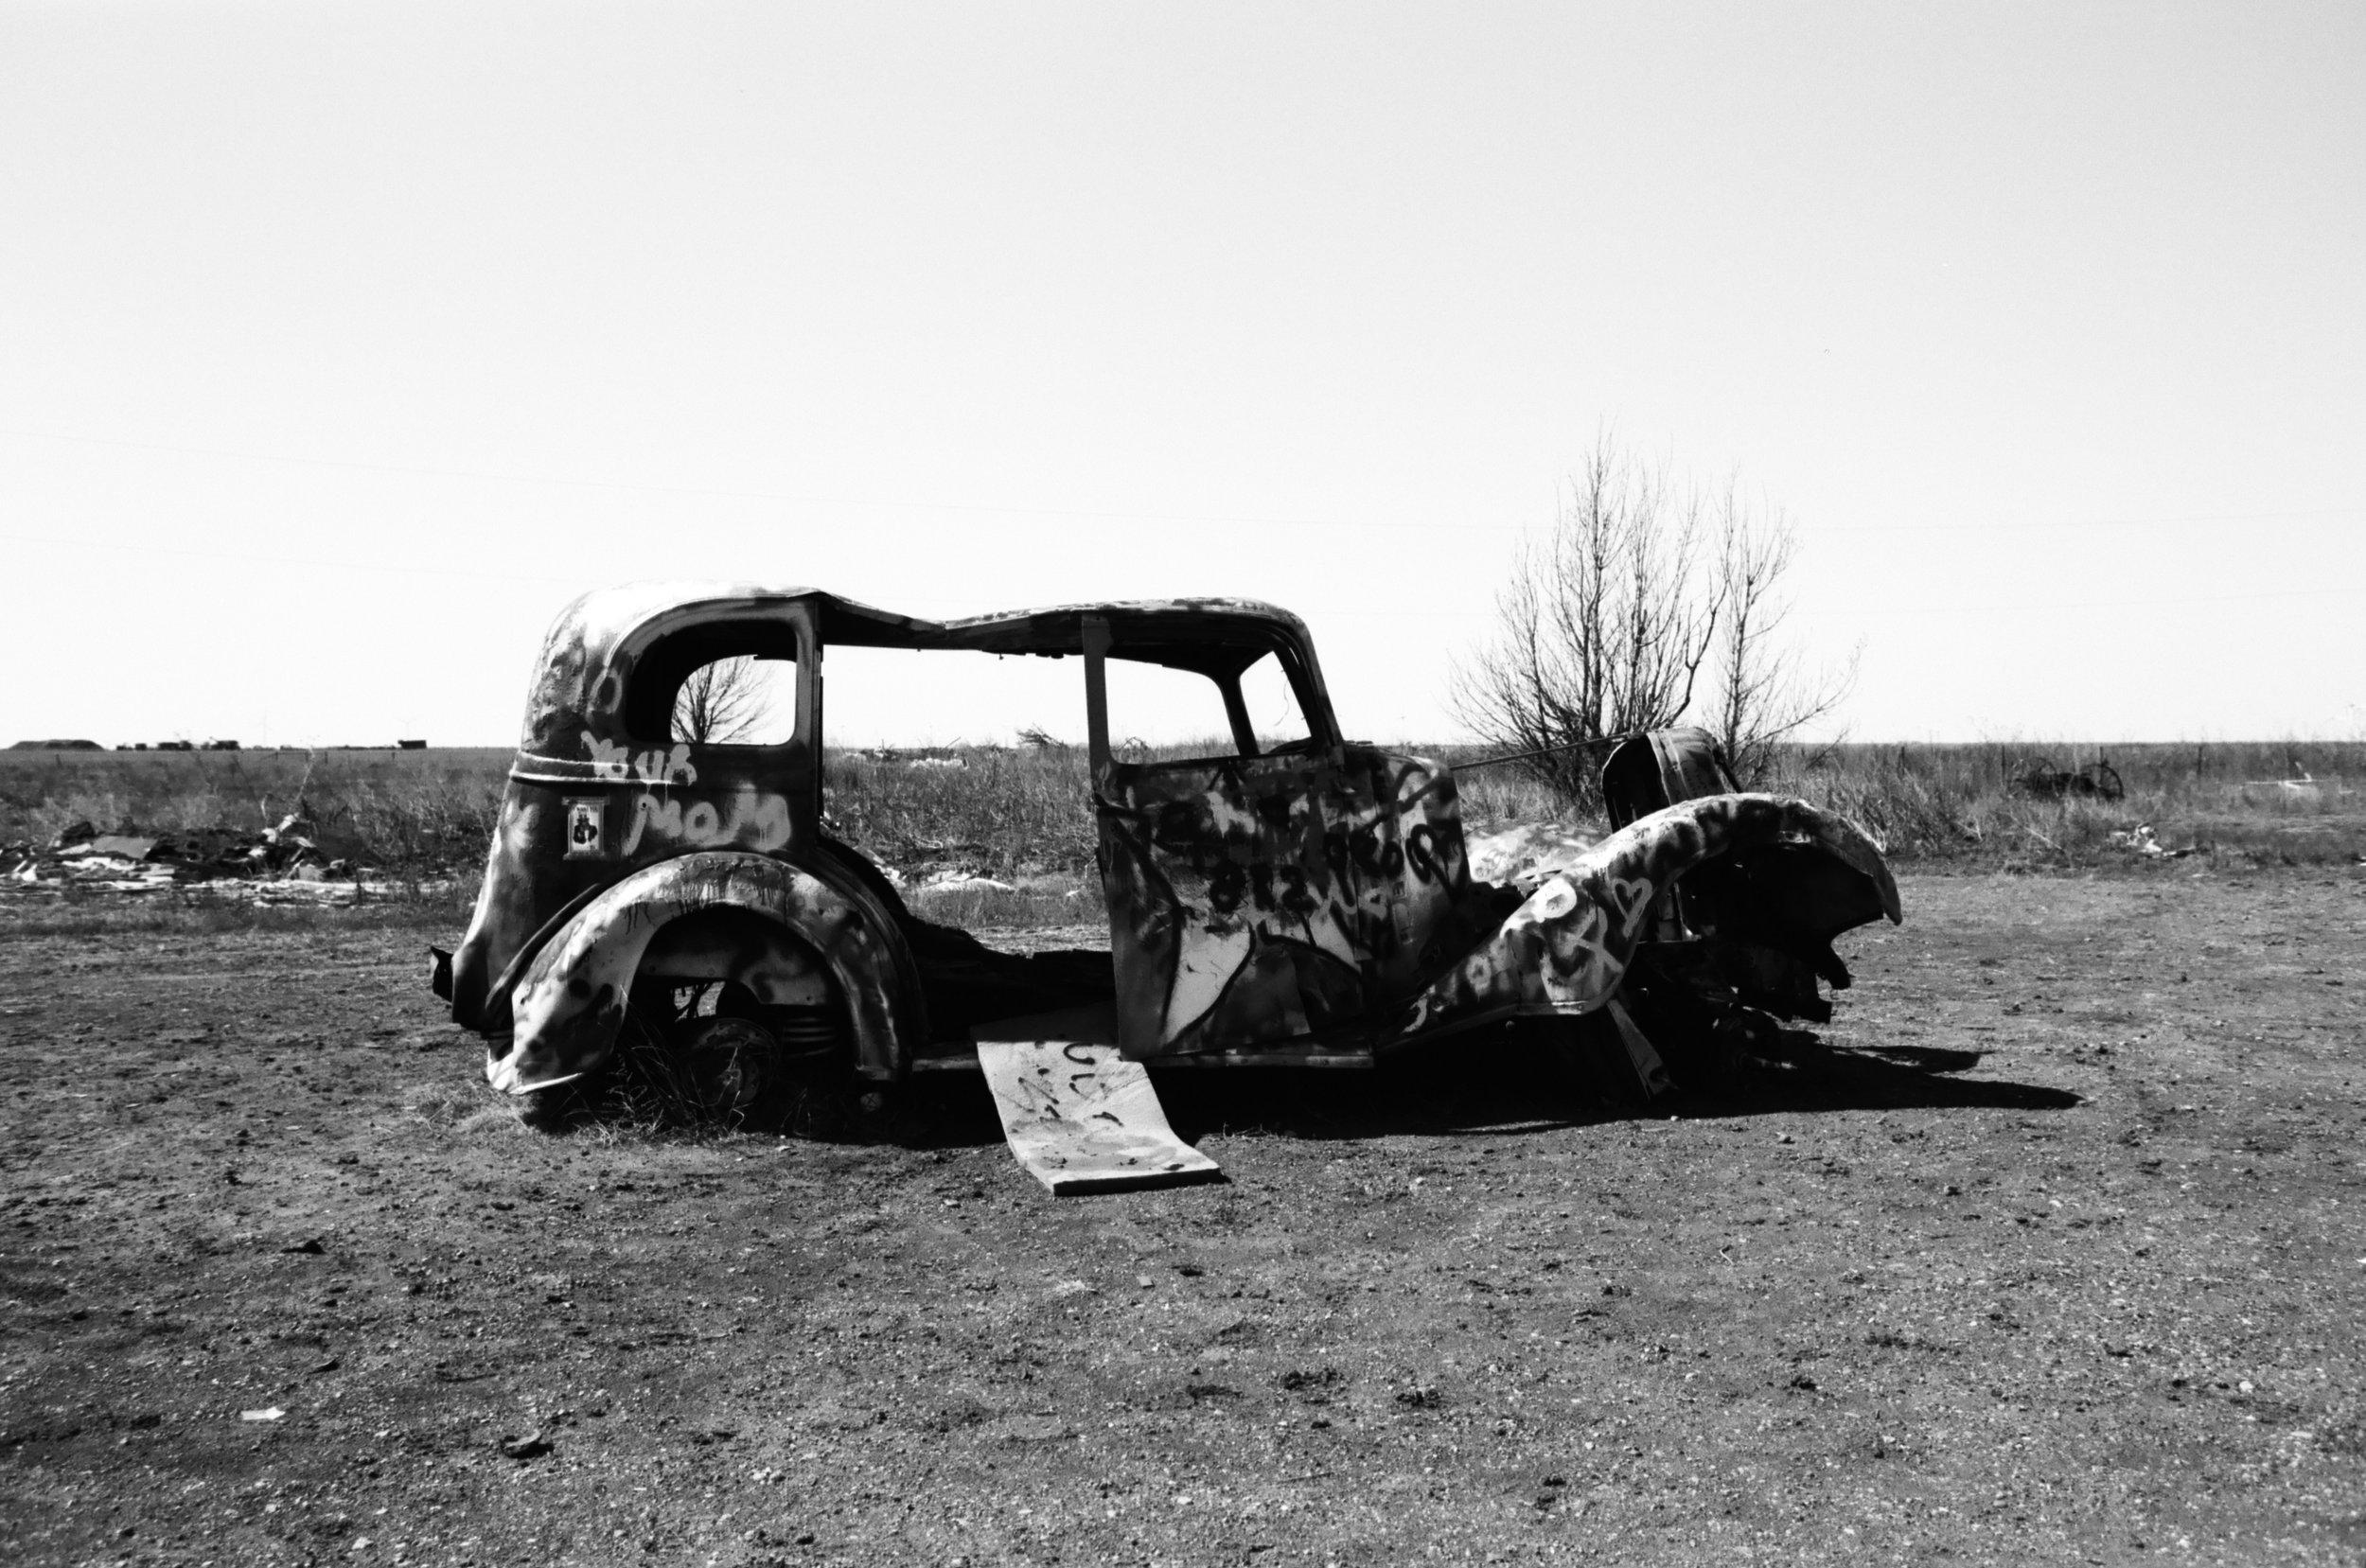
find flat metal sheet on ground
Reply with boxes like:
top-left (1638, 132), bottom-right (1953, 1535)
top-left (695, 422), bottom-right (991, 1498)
top-left (974, 1013), bottom-right (1221, 1194)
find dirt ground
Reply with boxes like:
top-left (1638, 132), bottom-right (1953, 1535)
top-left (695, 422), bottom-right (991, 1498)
top-left (4, 869), bottom-right (2364, 1566)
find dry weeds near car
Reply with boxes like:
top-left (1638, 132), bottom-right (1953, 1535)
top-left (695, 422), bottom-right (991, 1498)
top-left (4, 868), bottom-right (2363, 1564)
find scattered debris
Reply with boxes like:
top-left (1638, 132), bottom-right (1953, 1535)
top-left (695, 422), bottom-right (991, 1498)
top-left (2261, 771), bottom-right (2325, 798)
top-left (1462, 820), bottom-right (1600, 890)
top-left (85, 834), bottom-right (159, 860)
top-left (919, 871), bottom-right (1017, 895)
top-left (2109, 825), bottom-right (2198, 860)
top-left (856, 747), bottom-right (970, 767)
top-left (0, 802), bottom-right (411, 903)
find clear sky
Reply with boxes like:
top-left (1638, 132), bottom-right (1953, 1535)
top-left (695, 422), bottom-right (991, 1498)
top-left (3, 2), bottom-right (2358, 749)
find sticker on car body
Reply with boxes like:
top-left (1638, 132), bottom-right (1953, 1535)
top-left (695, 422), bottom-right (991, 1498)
top-left (564, 798), bottom-right (606, 858)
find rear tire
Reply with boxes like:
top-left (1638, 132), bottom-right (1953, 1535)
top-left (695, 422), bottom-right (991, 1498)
top-left (675, 1016), bottom-right (784, 1121)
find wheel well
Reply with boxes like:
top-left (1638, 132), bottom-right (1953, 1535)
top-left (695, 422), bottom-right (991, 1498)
top-left (635, 906), bottom-right (838, 1008)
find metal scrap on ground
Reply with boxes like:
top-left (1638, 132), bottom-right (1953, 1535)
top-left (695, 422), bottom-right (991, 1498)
top-left (975, 1008), bottom-right (1222, 1193)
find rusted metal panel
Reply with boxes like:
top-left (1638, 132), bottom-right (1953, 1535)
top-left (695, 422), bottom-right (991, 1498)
top-left (1601, 727), bottom-right (1741, 829)
top-left (973, 1009), bottom-right (1222, 1191)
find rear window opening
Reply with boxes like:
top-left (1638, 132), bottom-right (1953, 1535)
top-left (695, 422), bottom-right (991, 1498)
top-left (671, 656), bottom-right (799, 747)
top-left (623, 617), bottom-right (808, 749)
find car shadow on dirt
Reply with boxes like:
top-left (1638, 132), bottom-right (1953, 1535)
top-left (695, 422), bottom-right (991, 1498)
top-left (860, 1026), bottom-right (2079, 1154)
top-left (1157, 1031), bottom-right (2078, 1145)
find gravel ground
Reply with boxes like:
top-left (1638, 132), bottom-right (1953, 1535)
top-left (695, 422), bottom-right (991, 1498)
top-left (3, 869), bottom-right (2363, 1565)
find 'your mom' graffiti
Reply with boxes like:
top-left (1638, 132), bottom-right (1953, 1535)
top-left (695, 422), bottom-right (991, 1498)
top-left (577, 736), bottom-right (791, 855)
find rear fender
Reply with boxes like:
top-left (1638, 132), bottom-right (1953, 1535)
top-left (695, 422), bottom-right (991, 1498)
top-left (1389, 794), bottom-right (1898, 1043)
top-left (487, 852), bottom-right (915, 1095)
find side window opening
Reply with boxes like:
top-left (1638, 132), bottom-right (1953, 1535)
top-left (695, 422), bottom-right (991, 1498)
top-left (1234, 650), bottom-right (1314, 755)
top-left (1100, 659), bottom-right (1241, 762)
top-left (1099, 648), bottom-right (1316, 762)
top-left (818, 644), bottom-right (1084, 751)
top-left (672, 656), bottom-right (798, 747)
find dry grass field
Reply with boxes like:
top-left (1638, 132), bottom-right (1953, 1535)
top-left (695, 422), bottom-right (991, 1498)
top-left (4, 739), bottom-right (2360, 898)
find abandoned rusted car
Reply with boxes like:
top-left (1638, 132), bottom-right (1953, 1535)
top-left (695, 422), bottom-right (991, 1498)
top-left (435, 584), bottom-right (1899, 1124)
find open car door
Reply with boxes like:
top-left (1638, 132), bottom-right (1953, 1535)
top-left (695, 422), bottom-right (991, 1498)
top-left (1084, 616), bottom-right (1381, 1058)
top-left (1086, 609), bottom-right (1488, 1059)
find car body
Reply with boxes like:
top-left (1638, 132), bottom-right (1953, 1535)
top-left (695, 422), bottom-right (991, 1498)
top-left (437, 583), bottom-right (1898, 1110)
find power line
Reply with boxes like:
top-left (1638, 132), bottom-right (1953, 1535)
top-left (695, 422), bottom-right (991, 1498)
top-left (1, 532), bottom-right (2352, 617)
top-left (9, 424), bottom-right (2353, 538)
top-left (0, 531), bottom-right (580, 585)
top-left (1824, 508), bottom-right (2363, 536)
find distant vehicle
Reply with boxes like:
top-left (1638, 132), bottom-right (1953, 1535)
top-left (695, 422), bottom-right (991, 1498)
top-left (397, 739), bottom-right (429, 750)
top-left (203, 739), bottom-right (241, 751)
top-left (437, 585), bottom-right (1898, 1123)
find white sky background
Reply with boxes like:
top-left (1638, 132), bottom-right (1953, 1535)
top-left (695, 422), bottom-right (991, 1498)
top-left (1, 2), bottom-right (2358, 749)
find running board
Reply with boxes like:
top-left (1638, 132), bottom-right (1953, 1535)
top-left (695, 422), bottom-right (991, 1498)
top-left (973, 1005), bottom-right (1222, 1194)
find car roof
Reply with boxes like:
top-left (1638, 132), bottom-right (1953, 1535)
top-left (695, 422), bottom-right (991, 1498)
top-left (559, 582), bottom-right (1314, 661)
top-left (516, 583), bottom-right (1321, 758)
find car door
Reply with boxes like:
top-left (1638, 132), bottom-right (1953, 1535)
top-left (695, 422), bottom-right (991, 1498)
top-left (1085, 620), bottom-right (1368, 1058)
top-left (1097, 749), bottom-right (1372, 1056)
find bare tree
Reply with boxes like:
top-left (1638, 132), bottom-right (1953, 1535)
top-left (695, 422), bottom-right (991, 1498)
top-left (1456, 435), bottom-right (1850, 805)
top-left (673, 657), bottom-right (774, 744)
top-left (1455, 437), bottom-right (1717, 802)
top-left (1702, 488), bottom-right (1856, 785)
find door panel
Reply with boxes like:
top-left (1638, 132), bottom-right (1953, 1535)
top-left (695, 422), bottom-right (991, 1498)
top-left (1097, 754), bottom-right (1368, 1057)
top-left (1325, 747), bottom-right (1473, 1001)
top-left (1095, 747), bottom-right (1474, 1057)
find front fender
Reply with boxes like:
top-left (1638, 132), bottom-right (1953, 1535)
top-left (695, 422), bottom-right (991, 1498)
top-left (1389, 795), bottom-right (1898, 1042)
top-left (486, 852), bottom-right (917, 1095)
